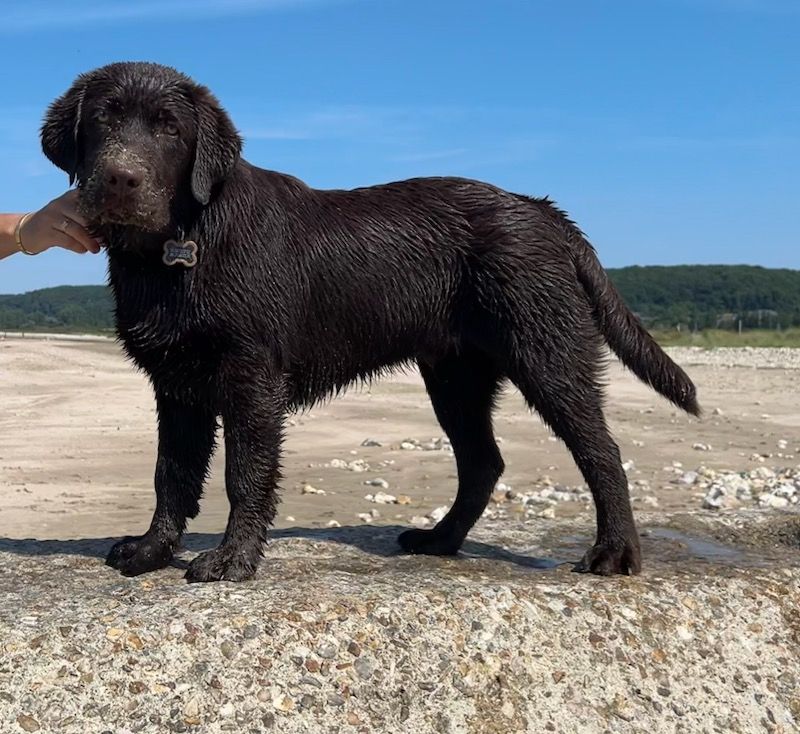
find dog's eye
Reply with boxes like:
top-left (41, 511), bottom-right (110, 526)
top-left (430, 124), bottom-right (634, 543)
top-left (94, 110), bottom-right (109, 124)
top-left (163, 120), bottom-right (179, 136)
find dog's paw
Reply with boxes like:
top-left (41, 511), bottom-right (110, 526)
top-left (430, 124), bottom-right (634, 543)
top-left (106, 534), bottom-right (174, 576)
top-left (574, 538), bottom-right (642, 576)
top-left (398, 527), bottom-right (462, 556)
top-left (185, 545), bottom-right (260, 583)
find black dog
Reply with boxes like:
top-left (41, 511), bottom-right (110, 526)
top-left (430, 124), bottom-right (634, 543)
top-left (41, 62), bottom-right (699, 582)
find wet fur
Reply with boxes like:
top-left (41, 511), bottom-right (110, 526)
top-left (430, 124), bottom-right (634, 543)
top-left (42, 62), bottom-right (699, 582)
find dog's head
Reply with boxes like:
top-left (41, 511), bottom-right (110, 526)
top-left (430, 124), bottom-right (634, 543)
top-left (41, 62), bottom-right (242, 234)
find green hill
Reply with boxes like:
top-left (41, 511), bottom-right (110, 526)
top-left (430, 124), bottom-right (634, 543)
top-left (0, 285), bottom-right (114, 332)
top-left (2, 265), bottom-right (800, 334)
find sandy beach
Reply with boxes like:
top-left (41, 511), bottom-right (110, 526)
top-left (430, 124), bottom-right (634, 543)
top-left (2, 337), bottom-right (798, 543)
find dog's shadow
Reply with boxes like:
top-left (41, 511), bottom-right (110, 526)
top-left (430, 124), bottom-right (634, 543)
top-left (0, 524), bottom-right (567, 572)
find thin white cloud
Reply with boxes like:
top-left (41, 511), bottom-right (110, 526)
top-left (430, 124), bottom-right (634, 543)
top-left (0, 0), bottom-right (343, 32)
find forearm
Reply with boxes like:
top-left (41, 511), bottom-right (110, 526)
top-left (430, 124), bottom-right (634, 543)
top-left (0, 213), bottom-right (25, 260)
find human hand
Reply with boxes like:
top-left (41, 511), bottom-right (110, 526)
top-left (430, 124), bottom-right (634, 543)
top-left (17, 189), bottom-right (103, 255)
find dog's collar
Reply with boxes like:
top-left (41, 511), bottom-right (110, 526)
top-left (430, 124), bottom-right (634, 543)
top-left (162, 239), bottom-right (198, 268)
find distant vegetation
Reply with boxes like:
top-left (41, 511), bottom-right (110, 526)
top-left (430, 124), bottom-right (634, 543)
top-left (0, 285), bottom-right (114, 332)
top-left (610, 265), bottom-right (800, 331)
top-left (2, 266), bottom-right (800, 345)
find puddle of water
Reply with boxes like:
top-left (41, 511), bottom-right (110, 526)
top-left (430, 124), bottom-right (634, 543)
top-left (645, 527), bottom-right (748, 564)
top-left (553, 528), bottom-right (763, 569)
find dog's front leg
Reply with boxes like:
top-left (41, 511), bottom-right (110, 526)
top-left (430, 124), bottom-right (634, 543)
top-left (106, 394), bottom-right (217, 576)
top-left (185, 375), bottom-right (286, 583)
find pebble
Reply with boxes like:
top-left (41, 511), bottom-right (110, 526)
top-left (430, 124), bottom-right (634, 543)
top-left (690, 465), bottom-right (800, 509)
top-left (302, 484), bottom-right (325, 495)
top-left (330, 458), bottom-right (369, 472)
top-left (428, 506), bottom-right (449, 523)
top-left (271, 694), bottom-right (294, 713)
top-left (364, 478), bottom-right (390, 489)
top-left (16, 715), bottom-right (40, 732)
top-left (183, 698), bottom-right (200, 721)
top-left (399, 437), bottom-right (453, 453)
top-left (317, 641), bottom-right (338, 659)
top-left (361, 438), bottom-right (382, 447)
top-left (410, 516), bottom-right (430, 528)
top-left (365, 491), bottom-right (396, 504)
top-left (353, 656), bottom-right (376, 679)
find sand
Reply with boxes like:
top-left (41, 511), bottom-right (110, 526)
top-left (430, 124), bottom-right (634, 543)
top-left (1, 336), bottom-right (798, 542)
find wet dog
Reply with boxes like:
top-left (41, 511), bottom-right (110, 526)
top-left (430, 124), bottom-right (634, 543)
top-left (41, 62), bottom-right (699, 582)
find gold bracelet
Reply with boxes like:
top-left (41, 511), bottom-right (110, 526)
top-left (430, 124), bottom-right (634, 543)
top-left (14, 213), bottom-right (37, 256)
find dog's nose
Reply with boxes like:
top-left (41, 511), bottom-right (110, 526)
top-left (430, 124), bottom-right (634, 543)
top-left (106, 165), bottom-right (143, 190)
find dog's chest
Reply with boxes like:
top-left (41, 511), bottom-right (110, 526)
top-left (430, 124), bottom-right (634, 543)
top-left (111, 266), bottom-right (222, 397)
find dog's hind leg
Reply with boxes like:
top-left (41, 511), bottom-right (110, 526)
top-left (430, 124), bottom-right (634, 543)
top-left (508, 336), bottom-right (642, 576)
top-left (398, 349), bottom-right (504, 556)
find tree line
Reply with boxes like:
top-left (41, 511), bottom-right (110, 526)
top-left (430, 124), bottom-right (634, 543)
top-left (2, 265), bottom-right (800, 332)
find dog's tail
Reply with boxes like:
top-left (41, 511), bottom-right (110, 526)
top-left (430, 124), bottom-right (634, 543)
top-left (572, 234), bottom-right (701, 416)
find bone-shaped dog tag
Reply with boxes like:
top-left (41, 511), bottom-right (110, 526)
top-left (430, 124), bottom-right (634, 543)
top-left (162, 240), bottom-right (198, 268)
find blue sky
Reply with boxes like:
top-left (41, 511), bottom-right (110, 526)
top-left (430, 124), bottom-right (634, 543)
top-left (1, 0), bottom-right (798, 293)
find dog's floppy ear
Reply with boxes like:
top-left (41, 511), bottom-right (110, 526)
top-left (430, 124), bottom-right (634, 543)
top-left (41, 79), bottom-right (87, 185)
top-left (190, 86), bottom-right (242, 205)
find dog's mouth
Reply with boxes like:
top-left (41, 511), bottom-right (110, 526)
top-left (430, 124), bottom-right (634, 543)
top-left (78, 183), bottom-right (173, 238)
top-left (78, 151), bottom-right (174, 236)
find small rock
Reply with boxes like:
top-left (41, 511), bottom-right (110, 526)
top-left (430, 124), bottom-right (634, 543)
top-left (17, 715), bottom-right (40, 732)
top-left (692, 442), bottom-right (712, 451)
top-left (353, 656), bottom-right (376, 679)
top-left (301, 484), bottom-right (325, 495)
top-left (326, 520), bottom-right (341, 528)
top-left (318, 641), bottom-right (338, 659)
top-left (361, 438), bottom-right (382, 447)
top-left (365, 490), bottom-right (396, 504)
top-left (271, 694), bottom-right (294, 713)
top-left (183, 697), bottom-right (200, 722)
top-left (428, 506), bottom-right (448, 523)
top-left (410, 516), bottom-right (430, 528)
top-left (364, 478), bottom-right (390, 489)
top-left (347, 641), bottom-right (362, 657)
top-left (759, 494), bottom-right (789, 509)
